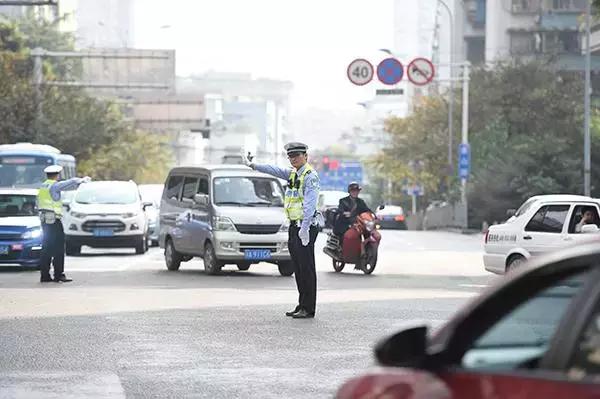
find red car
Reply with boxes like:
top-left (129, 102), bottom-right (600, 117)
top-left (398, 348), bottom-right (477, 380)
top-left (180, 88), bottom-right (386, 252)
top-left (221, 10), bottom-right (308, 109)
top-left (337, 243), bottom-right (600, 399)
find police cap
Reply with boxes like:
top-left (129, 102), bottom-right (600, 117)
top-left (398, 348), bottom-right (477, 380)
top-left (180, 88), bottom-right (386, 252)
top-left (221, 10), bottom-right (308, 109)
top-left (284, 142), bottom-right (308, 156)
top-left (44, 165), bottom-right (63, 174)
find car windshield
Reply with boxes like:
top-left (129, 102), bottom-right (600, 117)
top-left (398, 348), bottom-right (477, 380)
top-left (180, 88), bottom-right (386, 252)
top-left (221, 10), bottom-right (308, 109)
top-left (213, 177), bottom-right (284, 207)
top-left (75, 183), bottom-right (138, 205)
top-left (0, 194), bottom-right (37, 216)
top-left (514, 198), bottom-right (538, 218)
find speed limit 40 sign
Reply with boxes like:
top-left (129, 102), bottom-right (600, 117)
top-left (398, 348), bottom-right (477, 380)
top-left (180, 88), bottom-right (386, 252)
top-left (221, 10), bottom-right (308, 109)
top-left (347, 59), bottom-right (374, 86)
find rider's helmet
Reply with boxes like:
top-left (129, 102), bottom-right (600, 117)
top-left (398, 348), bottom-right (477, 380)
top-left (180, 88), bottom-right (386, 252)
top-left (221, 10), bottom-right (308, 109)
top-left (347, 182), bottom-right (362, 193)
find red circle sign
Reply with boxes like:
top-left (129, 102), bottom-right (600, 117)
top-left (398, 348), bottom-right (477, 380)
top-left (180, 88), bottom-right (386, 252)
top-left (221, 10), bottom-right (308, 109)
top-left (407, 58), bottom-right (435, 86)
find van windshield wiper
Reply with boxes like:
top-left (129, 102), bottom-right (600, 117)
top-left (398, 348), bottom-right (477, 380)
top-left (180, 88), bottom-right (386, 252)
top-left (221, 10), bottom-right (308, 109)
top-left (245, 201), bottom-right (272, 206)
top-left (215, 201), bottom-right (248, 206)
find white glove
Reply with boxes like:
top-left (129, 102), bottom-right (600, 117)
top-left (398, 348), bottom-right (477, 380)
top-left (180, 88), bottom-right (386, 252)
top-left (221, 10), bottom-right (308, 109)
top-left (240, 149), bottom-right (254, 168)
top-left (299, 227), bottom-right (310, 246)
top-left (82, 176), bottom-right (92, 183)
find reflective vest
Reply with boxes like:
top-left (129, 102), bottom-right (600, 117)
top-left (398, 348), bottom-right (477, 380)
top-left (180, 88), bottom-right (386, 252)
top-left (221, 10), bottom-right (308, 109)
top-left (284, 164), bottom-right (313, 221)
top-left (37, 179), bottom-right (62, 217)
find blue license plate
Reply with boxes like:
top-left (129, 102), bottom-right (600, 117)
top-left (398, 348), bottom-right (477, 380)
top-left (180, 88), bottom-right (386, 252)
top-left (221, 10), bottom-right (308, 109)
top-left (0, 245), bottom-right (8, 255)
top-left (93, 229), bottom-right (114, 237)
top-left (244, 249), bottom-right (271, 260)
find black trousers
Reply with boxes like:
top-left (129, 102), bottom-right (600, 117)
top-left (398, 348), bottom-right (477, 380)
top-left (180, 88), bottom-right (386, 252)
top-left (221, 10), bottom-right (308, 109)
top-left (288, 224), bottom-right (319, 314)
top-left (40, 221), bottom-right (65, 279)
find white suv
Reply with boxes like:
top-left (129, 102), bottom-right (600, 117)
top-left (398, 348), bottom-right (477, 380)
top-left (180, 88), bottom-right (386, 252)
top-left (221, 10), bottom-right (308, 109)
top-left (64, 181), bottom-right (151, 255)
top-left (484, 194), bottom-right (600, 274)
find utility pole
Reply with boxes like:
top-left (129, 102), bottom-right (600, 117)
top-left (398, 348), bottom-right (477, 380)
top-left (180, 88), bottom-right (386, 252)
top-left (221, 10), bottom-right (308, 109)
top-left (31, 47), bottom-right (43, 140)
top-left (461, 62), bottom-right (470, 228)
top-left (584, 0), bottom-right (592, 196)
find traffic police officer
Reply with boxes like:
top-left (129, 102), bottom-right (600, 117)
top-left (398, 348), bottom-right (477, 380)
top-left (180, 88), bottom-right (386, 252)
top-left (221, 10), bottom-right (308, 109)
top-left (244, 143), bottom-right (320, 318)
top-left (37, 165), bottom-right (90, 283)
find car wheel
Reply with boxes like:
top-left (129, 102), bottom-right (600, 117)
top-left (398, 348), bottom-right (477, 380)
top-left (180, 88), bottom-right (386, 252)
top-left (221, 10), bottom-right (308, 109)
top-left (164, 238), bottom-right (182, 271)
top-left (65, 242), bottom-right (80, 256)
top-left (332, 259), bottom-right (345, 272)
top-left (278, 261), bottom-right (294, 276)
top-left (237, 262), bottom-right (251, 271)
top-left (135, 236), bottom-right (147, 254)
top-left (203, 242), bottom-right (223, 275)
top-left (506, 254), bottom-right (526, 272)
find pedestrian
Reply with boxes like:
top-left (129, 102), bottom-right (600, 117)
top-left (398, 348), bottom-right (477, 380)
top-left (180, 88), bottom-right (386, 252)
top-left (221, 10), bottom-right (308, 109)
top-left (37, 165), bottom-right (91, 283)
top-left (243, 143), bottom-right (320, 319)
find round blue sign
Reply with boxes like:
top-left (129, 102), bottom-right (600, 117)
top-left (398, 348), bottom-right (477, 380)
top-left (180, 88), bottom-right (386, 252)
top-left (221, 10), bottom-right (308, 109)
top-left (377, 58), bottom-right (404, 85)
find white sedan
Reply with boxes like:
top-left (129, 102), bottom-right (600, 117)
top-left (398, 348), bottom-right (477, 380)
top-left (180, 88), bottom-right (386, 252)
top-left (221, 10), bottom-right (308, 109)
top-left (484, 194), bottom-right (600, 274)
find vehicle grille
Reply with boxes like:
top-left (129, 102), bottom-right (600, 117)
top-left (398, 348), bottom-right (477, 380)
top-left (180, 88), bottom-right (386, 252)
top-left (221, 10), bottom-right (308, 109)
top-left (82, 220), bottom-right (126, 232)
top-left (0, 232), bottom-right (23, 241)
top-left (235, 224), bottom-right (280, 234)
top-left (238, 242), bottom-right (278, 252)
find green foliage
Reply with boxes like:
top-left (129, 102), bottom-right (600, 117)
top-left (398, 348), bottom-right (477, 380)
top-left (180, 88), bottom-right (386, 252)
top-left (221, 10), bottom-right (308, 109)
top-left (78, 130), bottom-right (172, 184)
top-left (375, 60), bottom-right (594, 226)
top-left (0, 13), bottom-right (172, 183)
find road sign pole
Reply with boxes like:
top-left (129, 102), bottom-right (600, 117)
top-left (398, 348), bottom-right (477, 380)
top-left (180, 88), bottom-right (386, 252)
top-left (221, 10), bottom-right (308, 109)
top-left (460, 62), bottom-right (470, 228)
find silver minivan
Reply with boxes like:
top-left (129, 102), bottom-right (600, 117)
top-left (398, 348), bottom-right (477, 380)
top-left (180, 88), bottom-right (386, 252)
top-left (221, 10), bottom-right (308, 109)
top-left (158, 165), bottom-right (293, 276)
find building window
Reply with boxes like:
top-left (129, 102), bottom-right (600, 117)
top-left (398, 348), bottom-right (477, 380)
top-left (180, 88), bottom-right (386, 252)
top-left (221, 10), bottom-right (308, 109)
top-left (510, 32), bottom-right (536, 55)
top-left (512, 0), bottom-right (541, 12)
top-left (549, 0), bottom-right (586, 11)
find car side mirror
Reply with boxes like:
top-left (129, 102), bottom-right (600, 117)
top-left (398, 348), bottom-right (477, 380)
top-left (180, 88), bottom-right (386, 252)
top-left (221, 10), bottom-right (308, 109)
top-left (378, 205), bottom-right (386, 210)
top-left (63, 204), bottom-right (70, 212)
top-left (506, 209), bottom-right (516, 218)
top-left (374, 326), bottom-right (428, 368)
top-left (581, 224), bottom-right (600, 234)
top-left (193, 193), bottom-right (209, 207)
top-left (142, 201), bottom-right (153, 210)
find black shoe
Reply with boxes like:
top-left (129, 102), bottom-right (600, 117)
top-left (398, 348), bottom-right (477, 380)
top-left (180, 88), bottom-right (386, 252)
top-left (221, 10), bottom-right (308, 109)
top-left (285, 306), bottom-right (301, 317)
top-left (40, 277), bottom-right (53, 283)
top-left (54, 276), bottom-right (72, 283)
top-left (292, 309), bottom-right (315, 319)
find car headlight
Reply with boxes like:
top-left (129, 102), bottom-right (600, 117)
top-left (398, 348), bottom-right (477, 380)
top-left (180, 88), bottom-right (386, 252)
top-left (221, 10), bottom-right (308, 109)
top-left (365, 221), bottom-right (375, 232)
top-left (211, 216), bottom-right (237, 231)
top-left (279, 219), bottom-right (290, 232)
top-left (22, 228), bottom-right (42, 240)
top-left (70, 211), bottom-right (87, 219)
top-left (123, 212), bottom-right (138, 218)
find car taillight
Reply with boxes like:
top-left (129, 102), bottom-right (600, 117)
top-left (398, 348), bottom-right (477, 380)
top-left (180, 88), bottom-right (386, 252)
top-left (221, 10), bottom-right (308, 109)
top-left (484, 230), bottom-right (489, 243)
top-left (394, 215), bottom-right (405, 222)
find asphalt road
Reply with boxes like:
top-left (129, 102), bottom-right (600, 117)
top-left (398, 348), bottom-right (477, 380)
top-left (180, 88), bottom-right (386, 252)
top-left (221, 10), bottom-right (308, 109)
top-left (0, 230), bottom-right (494, 398)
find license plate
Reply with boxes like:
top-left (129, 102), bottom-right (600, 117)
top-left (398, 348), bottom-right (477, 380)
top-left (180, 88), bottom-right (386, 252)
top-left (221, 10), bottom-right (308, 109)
top-left (244, 249), bottom-right (271, 260)
top-left (0, 245), bottom-right (8, 255)
top-left (93, 229), bottom-right (114, 237)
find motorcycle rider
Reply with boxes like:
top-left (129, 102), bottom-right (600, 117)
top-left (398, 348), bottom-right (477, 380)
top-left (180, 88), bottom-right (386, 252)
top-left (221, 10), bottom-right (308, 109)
top-left (333, 182), bottom-right (372, 240)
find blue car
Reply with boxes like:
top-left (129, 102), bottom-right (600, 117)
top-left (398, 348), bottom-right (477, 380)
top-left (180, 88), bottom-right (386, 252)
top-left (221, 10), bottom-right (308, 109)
top-left (0, 189), bottom-right (43, 268)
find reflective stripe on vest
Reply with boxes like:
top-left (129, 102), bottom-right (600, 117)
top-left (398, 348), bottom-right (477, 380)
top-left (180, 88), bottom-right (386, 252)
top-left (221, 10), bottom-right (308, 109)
top-left (284, 164), bottom-right (313, 221)
top-left (37, 179), bottom-right (62, 216)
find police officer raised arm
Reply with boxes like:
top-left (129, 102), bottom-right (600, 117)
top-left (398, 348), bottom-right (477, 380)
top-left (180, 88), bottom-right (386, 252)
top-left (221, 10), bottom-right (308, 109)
top-left (243, 143), bottom-right (321, 319)
top-left (37, 165), bottom-right (91, 283)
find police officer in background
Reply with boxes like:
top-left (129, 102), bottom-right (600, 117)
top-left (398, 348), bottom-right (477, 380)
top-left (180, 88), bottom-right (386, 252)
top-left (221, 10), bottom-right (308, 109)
top-left (37, 165), bottom-right (91, 283)
top-left (244, 143), bottom-right (320, 319)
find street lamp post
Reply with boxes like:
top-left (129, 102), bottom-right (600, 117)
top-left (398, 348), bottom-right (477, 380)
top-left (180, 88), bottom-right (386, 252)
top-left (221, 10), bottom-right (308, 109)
top-left (437, 0), bottom-right (455, 176)
top-left (584, 0), bottom-right (592, 196)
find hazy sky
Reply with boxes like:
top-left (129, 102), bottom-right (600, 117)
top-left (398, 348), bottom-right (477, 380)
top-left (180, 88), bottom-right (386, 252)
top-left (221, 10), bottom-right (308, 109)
top-left (134, 0), bottom-right (395, 113)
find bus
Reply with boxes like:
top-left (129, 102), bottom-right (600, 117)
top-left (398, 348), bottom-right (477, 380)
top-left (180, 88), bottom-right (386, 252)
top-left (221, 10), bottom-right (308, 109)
top-left (0, 143), bottom-right (76, 188)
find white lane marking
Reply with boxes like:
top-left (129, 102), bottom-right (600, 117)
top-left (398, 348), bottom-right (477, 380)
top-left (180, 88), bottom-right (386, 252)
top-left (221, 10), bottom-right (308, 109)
top-left (459, 284), bottom-right (488, 288)
top-left (0, 372), bottom-right (125, 398)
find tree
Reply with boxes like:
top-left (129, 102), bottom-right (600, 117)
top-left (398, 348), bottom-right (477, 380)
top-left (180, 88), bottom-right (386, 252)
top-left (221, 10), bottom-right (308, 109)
top-left (375, 60), bottom-right (590, 226)
top-left (78, 130), bottom-right (172, 183)
top-left (0, 13), bottom-right (173, 181)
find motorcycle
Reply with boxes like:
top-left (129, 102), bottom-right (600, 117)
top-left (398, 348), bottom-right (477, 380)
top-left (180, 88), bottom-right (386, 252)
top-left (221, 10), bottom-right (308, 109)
top-left (323, 210), bottom-right (382, 274)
